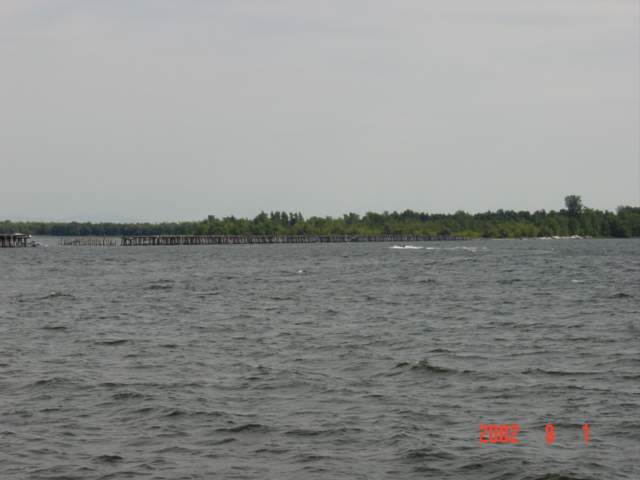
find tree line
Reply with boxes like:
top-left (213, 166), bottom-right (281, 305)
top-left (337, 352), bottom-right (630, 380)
top-left (2, 197), bottom-right (639, 238)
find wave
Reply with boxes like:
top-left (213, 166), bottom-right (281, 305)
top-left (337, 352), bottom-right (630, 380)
top-left (390, 245), bottom-right (423, 249)
top-left (94, 339), bottom-right (132, 346)
top-left (26, 377), bottom-right (79, 390)
top-left (111, 391), bottom-right (147, 400)
top-left (395, 359), bottom-right (452, 374)
top-left (610, 292), bottom-right (633, 299)
top-left (285, 427), bottom-right (362, 437)
top-left (160, 408), bottom-right (225, 419)
top-left (41, 291), bottom-right (75, 300)
top-left (526, 475), bottom-right (595, 480)
top-left (215, 423), bottom-right (270, 433)
top-left (146, 282), bottom-right (174, 291)
top-left (194, 290), bottom-right (219, 297)
top-left (401, 446), bottom-right (455, 462)
top-left (253, 446), bottom-right (287, 454)
top-left (522, 368), bottom-right (598, 376)
top-left (208, 437), bottom-right (236, 445)
top-left (497, 278), bottom-right (523, 284)
top-left (94, 455), bottom-right (123, 464)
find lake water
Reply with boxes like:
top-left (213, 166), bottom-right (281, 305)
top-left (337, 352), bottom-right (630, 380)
top-left (1, 239), bottom-right (638, 479)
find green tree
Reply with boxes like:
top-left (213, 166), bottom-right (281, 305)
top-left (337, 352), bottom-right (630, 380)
top-left (564, 195), bottom-right (583, 217)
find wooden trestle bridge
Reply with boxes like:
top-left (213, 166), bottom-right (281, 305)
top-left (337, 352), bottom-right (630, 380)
top-left (119, 234), bottom-right (465, 246)
top-left (0, 233), bottom-right (31, 248)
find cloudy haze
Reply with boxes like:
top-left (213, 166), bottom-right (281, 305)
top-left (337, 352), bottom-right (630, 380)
top-left (1, 0), bottom-right (638, 221)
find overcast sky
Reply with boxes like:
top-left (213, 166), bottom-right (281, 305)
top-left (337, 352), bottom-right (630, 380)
top-left (1, 0), bottom-right (638, 222)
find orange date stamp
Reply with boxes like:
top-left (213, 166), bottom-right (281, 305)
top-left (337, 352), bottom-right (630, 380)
top-left (479, 423), bottom-right (520, 444)
top-left (479, 423), bottom-right (589, 445)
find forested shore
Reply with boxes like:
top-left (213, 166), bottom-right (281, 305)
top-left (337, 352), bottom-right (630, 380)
top-left (2, 197), bottom-right (639, 239)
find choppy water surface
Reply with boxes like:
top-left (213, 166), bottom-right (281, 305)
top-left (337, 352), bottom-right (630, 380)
top-left (1, 239), bottom-right (639, 479)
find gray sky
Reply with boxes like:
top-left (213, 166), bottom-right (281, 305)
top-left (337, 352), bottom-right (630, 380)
top-left (1, 0), bottom-right (638, 222)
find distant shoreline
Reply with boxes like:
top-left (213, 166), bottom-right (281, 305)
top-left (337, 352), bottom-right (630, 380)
top-left (3, 233), bottom-right (636, 249)
top-left (2, 202), bottom-right (639, 239)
